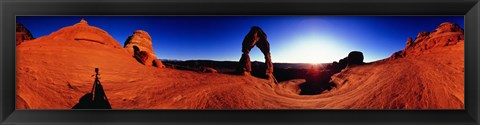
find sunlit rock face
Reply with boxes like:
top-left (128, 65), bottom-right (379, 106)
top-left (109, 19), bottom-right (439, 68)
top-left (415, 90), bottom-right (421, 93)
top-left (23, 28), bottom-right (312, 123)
top-left (389, 22), bottom-right (464, 60)
top-left (42, 18), bottom-right (122, 48)
top-left (124, 30), bottom-right (164, 67)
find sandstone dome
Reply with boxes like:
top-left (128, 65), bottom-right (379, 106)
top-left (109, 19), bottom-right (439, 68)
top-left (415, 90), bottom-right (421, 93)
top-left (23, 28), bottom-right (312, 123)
top-left (42, 18), bottom-right (122, 48)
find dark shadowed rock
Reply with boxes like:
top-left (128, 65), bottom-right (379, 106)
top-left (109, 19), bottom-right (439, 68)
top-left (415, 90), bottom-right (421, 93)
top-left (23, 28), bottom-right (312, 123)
top-left (16, 23), bottom-right (34, 46)
top-left (347, 51), bottom-right (364, 65)
top-left (333, 51), bottom-right (365, 70)
top-left (202, 67), bottom-right (218, 73)
top-left (300, 51), bottom-right (364, 95)
top-left (133, 51), bottom-right (150, 65)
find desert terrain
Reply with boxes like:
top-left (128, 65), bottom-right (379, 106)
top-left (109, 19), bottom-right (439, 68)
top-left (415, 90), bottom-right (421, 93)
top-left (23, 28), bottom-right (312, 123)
top-left (15, 19), bottom-right (464, 109)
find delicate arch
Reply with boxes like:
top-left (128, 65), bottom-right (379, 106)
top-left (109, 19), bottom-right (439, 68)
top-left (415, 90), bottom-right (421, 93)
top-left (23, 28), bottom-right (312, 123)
top-left (238, 26), bottom-right (274, 78)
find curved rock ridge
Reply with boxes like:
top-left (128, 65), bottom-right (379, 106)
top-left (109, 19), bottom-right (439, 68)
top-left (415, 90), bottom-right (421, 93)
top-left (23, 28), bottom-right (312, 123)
top-left (390, 22), bottom-right (464, 60)
top-left (42, 18), bottom-right (122, 48)
top-left (16, 22), bottom-right (35, 46)
top-left (124, 30), bottom-right (164, 67)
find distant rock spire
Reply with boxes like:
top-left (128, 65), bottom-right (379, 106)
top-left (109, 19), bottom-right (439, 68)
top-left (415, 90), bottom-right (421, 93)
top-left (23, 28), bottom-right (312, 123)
top-left (406, 37), bottom-right (413, 47)
top-left (76, 18), bottom-right (88, 25)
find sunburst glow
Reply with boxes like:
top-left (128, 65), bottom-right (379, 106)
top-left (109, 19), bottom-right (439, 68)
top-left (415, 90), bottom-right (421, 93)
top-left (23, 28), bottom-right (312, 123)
top-left (277, 35), bottom-right (348, 64)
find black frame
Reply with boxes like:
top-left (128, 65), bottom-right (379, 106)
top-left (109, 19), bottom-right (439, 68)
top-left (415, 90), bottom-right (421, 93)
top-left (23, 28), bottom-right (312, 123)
top-left (1, 0), bottom-right (479, 125)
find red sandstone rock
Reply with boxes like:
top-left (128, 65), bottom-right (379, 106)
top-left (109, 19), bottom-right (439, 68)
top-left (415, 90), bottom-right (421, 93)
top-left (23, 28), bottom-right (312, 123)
top-left (16, 23), bottom-right (34, 46)
top-left (15, 19), bottom-right (464, 110)
top-left (133, 51), bottom-right (150, 65)
top-left (406, 37), bottom-right (413, 47)
top-left (389, 22), bottom-right (464, 60)
top-left (124, 30), bottom-right (155, 55)
top-left (124, 30), bottom-right (165, 67)
top-left (42, 18), bottom-right (122, 48)
top-left (202, 67), bottom-right (218, 73)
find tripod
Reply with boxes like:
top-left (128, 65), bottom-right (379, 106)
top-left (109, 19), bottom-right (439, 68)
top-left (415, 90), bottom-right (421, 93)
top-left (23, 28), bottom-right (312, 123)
top-left (90, 68), bottom-right (112, 109)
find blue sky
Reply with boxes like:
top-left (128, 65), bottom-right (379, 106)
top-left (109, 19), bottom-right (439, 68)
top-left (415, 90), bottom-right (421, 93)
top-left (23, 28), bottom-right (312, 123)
top-left (17, 16), bottom-right (464, 63)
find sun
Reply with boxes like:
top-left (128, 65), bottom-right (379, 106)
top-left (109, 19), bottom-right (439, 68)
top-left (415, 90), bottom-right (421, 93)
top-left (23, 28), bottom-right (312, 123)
top-left (288, 36), bottom-right (345, 64)
top-left (295, 41), bottom-right (324, 63)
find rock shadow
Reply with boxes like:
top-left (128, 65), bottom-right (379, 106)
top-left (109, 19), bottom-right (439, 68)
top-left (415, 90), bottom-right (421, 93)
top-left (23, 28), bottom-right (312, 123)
top-left (299, 51), bottom-right (364, 95)
top-left (72, 68), bottom-right (112, 109)
top-left (299, 69), bottom-right (337, 95)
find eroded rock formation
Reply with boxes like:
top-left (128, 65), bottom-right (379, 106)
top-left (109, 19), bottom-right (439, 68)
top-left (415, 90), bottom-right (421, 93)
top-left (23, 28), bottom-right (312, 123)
top-left (124, 30), bottom-right (164, 67)
top-left (238, 26), bottom-right (274, 78)
top-left (334, 51), bottom-right (365, 70)
top-left (347, 51), bottom-right (364, 65)
top-left (16, 23), bottom-right (34, 46)
top-left (389, 22), bottom-right (464, 60)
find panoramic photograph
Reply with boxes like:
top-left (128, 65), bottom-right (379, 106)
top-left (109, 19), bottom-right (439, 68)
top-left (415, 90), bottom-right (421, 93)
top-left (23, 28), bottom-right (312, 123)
top-left (15, 16), bottom-right (464, 109)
